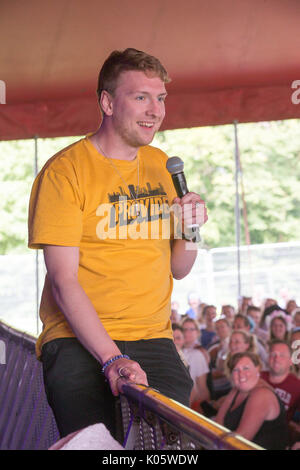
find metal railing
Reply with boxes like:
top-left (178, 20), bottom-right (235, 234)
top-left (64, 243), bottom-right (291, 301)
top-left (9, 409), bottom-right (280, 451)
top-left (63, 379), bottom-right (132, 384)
top-left (119, 382), bottom-right (262, 450)
top-left (0, 320), bottom-right (262, 450)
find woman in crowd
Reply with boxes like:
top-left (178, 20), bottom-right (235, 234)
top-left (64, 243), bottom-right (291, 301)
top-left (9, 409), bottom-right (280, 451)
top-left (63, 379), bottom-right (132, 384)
top-left (215, 352), bottom-right (289, 449)
top-left (292, 309), bottom-right (300, 329)
top-left (180, 318), bottom-right (211, 410)
top-left (286, 299), bottom-right (298, 316)
top-left (171, 323), bottom-right (189, 369)
top-left (260, 304), bottom-right (287, 331)
top-left (233, 315), bottom-right (268, 369)
top-left (269, 315), bottom-right (290, 342)
top-left (216, 329), bottom-right (257, 372)
top-left (210, 330), bottom-right (257, 402)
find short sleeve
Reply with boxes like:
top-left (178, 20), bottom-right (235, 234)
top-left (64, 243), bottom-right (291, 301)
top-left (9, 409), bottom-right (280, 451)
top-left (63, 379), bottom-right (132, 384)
top-left (193, 349), bottom-right (209, 376)
top-left (28, 168), bottom-right (83, 249)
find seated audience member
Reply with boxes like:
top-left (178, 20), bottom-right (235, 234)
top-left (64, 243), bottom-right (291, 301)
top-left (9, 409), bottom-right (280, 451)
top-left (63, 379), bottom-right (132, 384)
top-left (233, 314), bottom-right (268, 369)
top-left (290, 328), bottom-right (300, 378)
top-left (247, 306), bottom-right (268, 344)
top-left (207, 319), bottom-right (232, 400)
top-left (260, 340), bottom-right (300, 425)
top-left (215, 352), bottom-right (289, 450)
top-left (286, 299), bottom-right (298, 316)
top-left (182, 318), bottom-right (201, 348)
top-left (263, 298), bottom-right (277, 311)
top-left (221, 305), bottom-right (236, 326)
top-left (292, 309), bottom-right (300, 329)
top-left (185, 292), bottom-right (201, 320)
top-left (260, 304), bottom-right (287, 331)
top-left (182, 317), bottom-right (210, 363)
top-left (207, 330), bottom-right (258, 412)
top-left (233, 314), bottom-right (251, 331)
top-left (212, 330), bottom-right (257, 409)
top-left (208, 318), bottom-right (231, 368)
top-left (216, 330), bottom-right (257, 375)
top-left (200, 305), bottom-right (218, 349)
top-left (170, 308), bottom-right (181, 324)
top-left (269, 315), bottom-right (290, 343)
top-left (196, 303), bottom-right (207, 328)
top-left (181, 320), bottom-right (210, 410)
top-left (172, 323), bottom-right (189, 369)
top-left (238, 296), bottom-right (253, 315)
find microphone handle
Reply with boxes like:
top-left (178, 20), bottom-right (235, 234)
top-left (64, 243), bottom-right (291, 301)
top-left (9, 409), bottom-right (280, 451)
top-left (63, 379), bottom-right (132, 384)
top-left (171, 172), bottom-right (189, 198)
top-left (172, 173), bottom-right (201, 243)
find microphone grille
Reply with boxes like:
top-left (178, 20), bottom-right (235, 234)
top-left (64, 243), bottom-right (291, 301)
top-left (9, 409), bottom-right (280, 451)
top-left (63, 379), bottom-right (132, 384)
top-left (166, 156), bottom-right (184, 175)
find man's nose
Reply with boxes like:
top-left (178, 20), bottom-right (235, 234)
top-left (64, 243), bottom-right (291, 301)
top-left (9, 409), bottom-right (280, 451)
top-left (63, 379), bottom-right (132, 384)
top-left (146, 98), bottom-right (161, 117)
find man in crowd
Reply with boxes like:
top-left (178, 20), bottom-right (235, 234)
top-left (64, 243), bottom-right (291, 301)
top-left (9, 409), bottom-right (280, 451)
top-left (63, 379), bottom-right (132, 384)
top-left (261, 340), bottom-right (300, 424)
top-left (185, 292), bottom-right (201, 320)
top-left (247, 305), bottom-right (268, 343)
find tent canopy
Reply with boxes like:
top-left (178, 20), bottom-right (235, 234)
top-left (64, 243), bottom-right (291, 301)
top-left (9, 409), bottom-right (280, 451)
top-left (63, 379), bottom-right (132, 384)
top-left (1, 0), bottom-right (300, 140)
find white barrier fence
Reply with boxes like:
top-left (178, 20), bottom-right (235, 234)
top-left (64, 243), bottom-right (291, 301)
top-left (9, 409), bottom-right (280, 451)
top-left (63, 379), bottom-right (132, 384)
top-left (0, 241), bottom-right (299, 336)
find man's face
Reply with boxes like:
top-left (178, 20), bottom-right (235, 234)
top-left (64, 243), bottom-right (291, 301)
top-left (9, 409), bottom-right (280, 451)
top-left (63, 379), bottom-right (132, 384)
top-left (106, 70), bottom-right (167, 149)
top-left (205, 307), bottom-right (217, 323)
top-left (248, 309), bottom-right (261, 326)
top-left (222, 306), bottom-right (235, 323)
top-left (233, 317), bottom-right (249, 331)
top-left (268, 344), bottom-right (292, 376)
top-left (182, 321), bottom-right (199, 346)
top-left (215, 320), bottom-right (230, 340)
top-left (173, 329), bottom-right (184, 350)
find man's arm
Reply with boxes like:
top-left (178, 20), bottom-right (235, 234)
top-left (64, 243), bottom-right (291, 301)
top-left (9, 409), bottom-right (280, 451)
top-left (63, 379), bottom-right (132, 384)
top-left (171, 193), bottom-right (208, 279)
top-left (43, 245), bottom-right (148, 395)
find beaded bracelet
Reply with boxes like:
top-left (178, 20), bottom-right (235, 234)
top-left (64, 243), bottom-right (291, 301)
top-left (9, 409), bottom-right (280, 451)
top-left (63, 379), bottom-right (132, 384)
top-left (101, 354), bottom-right (130, 374)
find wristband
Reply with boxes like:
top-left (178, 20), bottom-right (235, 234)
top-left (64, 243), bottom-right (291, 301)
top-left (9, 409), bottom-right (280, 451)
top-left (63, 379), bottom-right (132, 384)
top-left (101, 354), bottom-right (130, 374)
top-left (182, 232), bottom-right (197, 242)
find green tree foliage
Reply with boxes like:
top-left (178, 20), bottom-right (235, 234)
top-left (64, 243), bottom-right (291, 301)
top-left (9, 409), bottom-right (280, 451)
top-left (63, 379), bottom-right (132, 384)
top-left (0, 120), bottom-right (299, 253)
top-left (153, 119), bottom-right (300, 248)
top-left (0, 137), bottom-right (79, 254)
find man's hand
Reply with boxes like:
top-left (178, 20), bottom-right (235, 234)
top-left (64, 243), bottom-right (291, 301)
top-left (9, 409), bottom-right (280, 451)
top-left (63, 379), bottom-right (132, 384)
top-left (173, 192), bottom-right (208, 238)
top-left (104, 357), bottom-right (148, 396)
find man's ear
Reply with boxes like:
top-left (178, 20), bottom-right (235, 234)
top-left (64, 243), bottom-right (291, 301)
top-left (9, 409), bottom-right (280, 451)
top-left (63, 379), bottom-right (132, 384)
top-left (100, 90), bottom-right (113, 116)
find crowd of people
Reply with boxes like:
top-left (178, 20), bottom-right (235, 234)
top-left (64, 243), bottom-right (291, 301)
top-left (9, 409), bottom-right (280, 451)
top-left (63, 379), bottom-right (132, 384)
top-left (171, 294), bottom-right (300, 450)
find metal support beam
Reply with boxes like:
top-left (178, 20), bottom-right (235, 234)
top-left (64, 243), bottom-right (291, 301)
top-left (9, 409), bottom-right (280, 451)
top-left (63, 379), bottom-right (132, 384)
top-left (233, 121), bottom-right (241, 300)
top-left (34, 136), bottom-right (39, 336)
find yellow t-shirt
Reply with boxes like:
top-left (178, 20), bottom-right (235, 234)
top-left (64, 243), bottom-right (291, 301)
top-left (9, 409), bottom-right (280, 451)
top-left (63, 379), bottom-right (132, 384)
top-left (28, 137), bottom-right (178, 358)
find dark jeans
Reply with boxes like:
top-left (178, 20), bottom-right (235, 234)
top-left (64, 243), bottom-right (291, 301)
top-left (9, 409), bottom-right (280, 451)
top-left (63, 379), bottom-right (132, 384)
top-left (41, 337), bottom-right (193, 440)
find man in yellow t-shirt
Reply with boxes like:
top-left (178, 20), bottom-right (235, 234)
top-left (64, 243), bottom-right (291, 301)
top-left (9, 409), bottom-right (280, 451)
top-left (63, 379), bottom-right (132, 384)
top-left (28, 48), bottom-right (208, 439)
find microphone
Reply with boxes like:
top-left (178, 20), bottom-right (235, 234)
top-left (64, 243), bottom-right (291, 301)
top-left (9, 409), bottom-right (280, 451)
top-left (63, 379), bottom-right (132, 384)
top-left (166, 156), bottom-right (201, 242)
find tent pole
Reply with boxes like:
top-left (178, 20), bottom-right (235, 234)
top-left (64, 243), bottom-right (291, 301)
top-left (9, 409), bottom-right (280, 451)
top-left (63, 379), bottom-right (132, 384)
top-left (233, 121), bottom-right (241, 302)
top-left (34, 135), bottom-right (39, 336)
